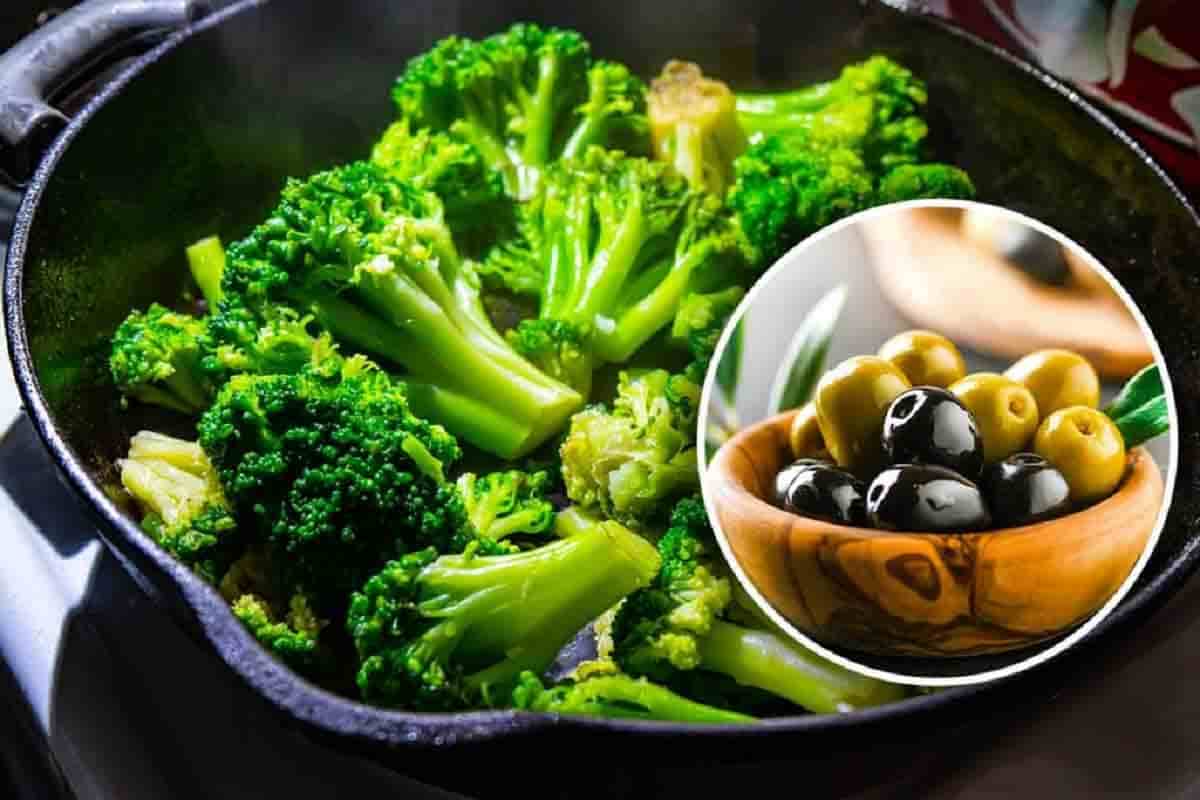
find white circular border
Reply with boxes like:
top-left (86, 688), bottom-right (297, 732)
top-left (697, 198), bottom-right (1180, 688)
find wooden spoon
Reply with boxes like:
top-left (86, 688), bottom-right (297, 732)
top-left (860, 207), bottom-right (1153, 379)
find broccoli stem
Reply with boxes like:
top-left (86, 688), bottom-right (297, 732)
top-left (696, 620), bottom-right (906, 714)
top-left (574, 184), bottom-right (647, 324)
top-left (185, 236), bottom-right (226, 308)
top-left (535, 674), bottom-right (754, 723)
top-left (453, 116), bottom-right (518, 196)
top-left (522, 52), bottom-right (563, 169)
top-left (561, 68), bottom-right (609, 160)
top-left (133, 369), bottom-right (213, 416)
top-left (429, 519), bottom-right (660, 691)
top-left (404, 383), bottom-right (535, 460)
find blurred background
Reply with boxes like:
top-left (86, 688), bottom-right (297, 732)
top-left (718, 203), bottom-right (1171, 472)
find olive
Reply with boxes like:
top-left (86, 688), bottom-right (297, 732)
top-left (1005, 349), bottom-right (1100, 416)
top-left (949, 373), bottom-right (1040, 463)
top-left (773, 458), bottom-right (829, 508)
top-left (788, 403), bottom-right (831, 461)
top-left (983, 453), bottom-right (1072, 526)
top-left (815, 356), bottom-right (911, 477)
top-left (866, 464), bottom-right (992, 532)
top-left (882, 387), bottom-right (984, 478)
top-left (878, 330), bottom-right (967, 389)
top-left (1033, 406), bottom-right (1126, 504)
top-left (780, 463), bottom-right (866, 526)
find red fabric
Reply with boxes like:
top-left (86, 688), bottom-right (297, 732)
top-left (935, 0), bottom-right (1200, 198)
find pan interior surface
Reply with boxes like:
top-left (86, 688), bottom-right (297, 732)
top-left (7, 0), bottom-right (1200, 761)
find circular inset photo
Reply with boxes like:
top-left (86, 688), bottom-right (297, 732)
top-left (699, 200), bottom-right (1176, 685)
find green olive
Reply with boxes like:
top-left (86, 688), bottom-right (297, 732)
top-left (949, 373), bottom-right (1040, 463)
top-left (815, 356), bottom-right (911, 476)
top-left (788, 403), bottom-right (831, 461)
top-left (1005, 349), bottom-right (1100, 417)
top-left (878, 330), bottom-right (966, 389)
top-left (1033, 406), bottom-right (1126, 504)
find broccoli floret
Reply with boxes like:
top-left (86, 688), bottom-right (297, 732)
top-left (507, 318), bottom-right (593, 398)
top-left (392, 24), bottom-right (648, 199)
top-left (110, 305), bottom-right (217, 415)
top-left (876, 163), bottom-right (975, 203)
top-left (232, 592), bottom-right (331, 675)
top-left (118, 431), bottom-right (238, 583)
top-left (561, 369), bottom-right (699, 527)
top-left (728, 137), bottom-right (874, 266)
top-left (648, 61), bottom-right (748, 195)
top-left (346, 515), bottom-right (660, 709)
top-left (487, 147), bottom-right (753, 383)
top-left (456, 469), bottom-right (554, 542)
top-left (370, 119), bottom-right (508, 247)
top-left (612, 497), bottom-right (906, 713)
top-left (671, 285), bottom-right (745, 379)
top-left (197, 357), bottom-right (479, 602)
top-left (219, 161), bottom-right (582, 458)
top-left (735, 54), bottom-right (929, 172)
top-left (511, 666), bottom-right (752, 723)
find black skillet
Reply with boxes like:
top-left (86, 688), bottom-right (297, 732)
top-left (3, 0), bottom-right (1199, 795)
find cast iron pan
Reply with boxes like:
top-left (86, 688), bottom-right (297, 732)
top-left (3, 0), bottom-right (1200, 794)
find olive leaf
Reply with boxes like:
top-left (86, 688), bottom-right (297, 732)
top-left (1105, 363), bottom-right (1169, 448)
top-left (766, 284), bottom-right (847, 417)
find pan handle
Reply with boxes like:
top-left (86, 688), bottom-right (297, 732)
top-left (0, 0), bottom-right (209, 182)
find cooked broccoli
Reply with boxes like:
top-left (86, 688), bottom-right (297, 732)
top-left (110, 305), bottom-right (217, 415)
top-left (671, 285), bottom-right (744, 379)
top-left (735, 54), bottom-right (929, 172)
top-left (196, 357), bottom-right (480, 602)
top-left (728, 56), bottom-right (975, 265)
top-left (487, 147), bottom-right (754, 386)
top-left (218, 161), bottom-right (582, 458)
top-left (232, 592), bottom-right (330, 675)
top-left (118, 431), bottom-right (238, 583)
top-left (456, 469), bottom-right (555, 542)
top-left (370, 119), bottom-right (508, 246)
top-left (561, 369), bottom-right (700, 527)
top-left (392, 23), bottom-right (648, 199)
top-left (346, 514), bottom-right (660, 709)
top-left (186, 235), bottom-right (226, 309)
top-left (613, 497), bottom-right (906, 713)
top-left (648, 61), bottom-right (748, 195)
top-left (511, 667), bottom-right (752, 723)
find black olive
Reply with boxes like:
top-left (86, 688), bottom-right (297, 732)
top-left (882, 387), bottom-right (984, 478)
top-left (866, 464), bottom-right (991, 532)
top-left (781, 463), bottom-right (866, 525)
top-left (773, 458), bottom-right (829, 508)
top-left (983, 453), bottom-right (1072, 527)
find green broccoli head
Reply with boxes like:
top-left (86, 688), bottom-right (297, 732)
top-left (876, 163), bottom-right (975, 203)
top-left (110, 304), bottom-right (218, 415)
top-left (370, 119), bottom-right (509, 247)
top-left (560, 369), bottom-right (700, 528)
top-left (118, 430), bottom-right (238, 583)
top-left (196, 357), bottom-right (470, 601)
top-left (232, 592), bottom-right (331, 675)
top-left (392, 23), bottom-right (646, 199)
top-left (456, 469), bottom-right (555, 542)
top-left (728, 136), bottom-right (873, 267)
top-left (346, 517), bottom-right (660, 709)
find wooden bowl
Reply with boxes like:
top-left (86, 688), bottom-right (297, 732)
top-left (706, 408), bottom-right (1165, 658)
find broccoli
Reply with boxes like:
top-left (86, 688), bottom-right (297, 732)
top-left (232, 592), bottom-right (331, 675)
top-left (186, 235), bottom-right (226, 309)
top-left (370, 119), bottom-right (508, 247)
top-left (670, 285), bottom-right (744, 379)
top-left (346, 514), bottom-right (660, 709)
top-left (612, 497), bottom-right (906, 713)
top-left (110, 305), bottom-right (217, 415)
top-left (648, 61), bottom-right (748, 196)
top-left (456, 469), bottom-right (555, 542)
top-left (218, 161), bottom-right (583, 458)
top-left (392, 23), bottom-right (648, 199)
top-left (735, 54), bottom-right (929, 172)
top-left (196, 357), bottom-right (482, 603)
top-left (511, 667), bottom-right (752, 723)
top-left (118, 431), bottom-right (238, 583)
top-left (728, 56), bottom-right (975, 266)
top-left (489, 147), bottom-right (754, 387)
top-left (561, 369), bottom-right (700, 528)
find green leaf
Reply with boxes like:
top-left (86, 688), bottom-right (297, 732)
top-left (766, 285), bottom-right (847, 417)
top-left (715, 318), bottom-right (743, 409)
top-left (1103, 363), bottom-right (1163, 420)
top-left (1104, 363), bottom-right (1169, 448)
